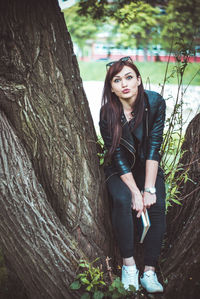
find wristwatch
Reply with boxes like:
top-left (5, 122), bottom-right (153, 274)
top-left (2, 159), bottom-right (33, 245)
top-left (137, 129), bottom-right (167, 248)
top-left (144, 187), bottom-right (156, 194)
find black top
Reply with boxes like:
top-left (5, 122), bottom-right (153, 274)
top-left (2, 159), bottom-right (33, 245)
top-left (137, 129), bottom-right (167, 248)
top-left (128, 118), bottom-right (140, 162)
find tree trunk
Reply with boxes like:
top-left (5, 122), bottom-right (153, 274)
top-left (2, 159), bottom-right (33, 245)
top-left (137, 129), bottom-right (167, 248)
top-left (0, 111), bottom-right (83, 298)
top-left (0, 0), bottom-right (113, 297)
top-left (162, 113), bottom-right (200, 298)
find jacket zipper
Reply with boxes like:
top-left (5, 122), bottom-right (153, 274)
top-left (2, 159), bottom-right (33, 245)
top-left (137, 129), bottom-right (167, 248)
top-left (105, 133), bottom-right (136, 181)
top-left (120, 139), bottom-right (136, 169)
top-left (122, 120), bottom-right (128, 127)
top-left (121, 137), bottom-right (136, 152)
top-left (145, 108), bottom-right (149, 137)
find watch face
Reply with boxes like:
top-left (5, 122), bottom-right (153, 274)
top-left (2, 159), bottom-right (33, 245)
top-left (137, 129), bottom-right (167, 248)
top-left (144, 187), bottom-right (156, 194)
top-left (149, 187), bottom-right (156, 194)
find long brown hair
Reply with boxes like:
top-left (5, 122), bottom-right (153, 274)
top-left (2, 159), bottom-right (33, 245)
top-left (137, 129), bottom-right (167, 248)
top-left (101, 59), bottom-right (145, 156)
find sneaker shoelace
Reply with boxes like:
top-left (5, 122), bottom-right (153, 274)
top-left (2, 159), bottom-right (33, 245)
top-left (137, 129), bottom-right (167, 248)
top-left (144, 272), bottom-right (160, 286)
top-left (126, 268), bottom-right (138, 282)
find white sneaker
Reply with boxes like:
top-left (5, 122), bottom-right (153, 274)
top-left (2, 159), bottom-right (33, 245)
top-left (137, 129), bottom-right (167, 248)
top-left (140, 270), bottom-right (163, 293)
top-left (121, 265), bottom-right (139, 291)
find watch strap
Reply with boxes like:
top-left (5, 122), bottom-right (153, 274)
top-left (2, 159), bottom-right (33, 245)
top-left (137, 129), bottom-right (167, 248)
top-left (144, 187), bottom-right (156, 194)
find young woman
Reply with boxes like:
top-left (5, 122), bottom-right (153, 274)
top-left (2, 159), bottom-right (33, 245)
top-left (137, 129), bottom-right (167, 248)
top-left (99, 57), bottom-right (166, 293)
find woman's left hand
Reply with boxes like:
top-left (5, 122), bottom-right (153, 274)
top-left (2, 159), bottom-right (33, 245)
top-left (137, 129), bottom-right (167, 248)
top-left (143, 192), bottom-right (156, 209)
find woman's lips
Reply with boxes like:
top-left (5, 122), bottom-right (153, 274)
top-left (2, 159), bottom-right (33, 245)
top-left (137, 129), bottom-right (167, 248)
top-left (122, 89), bottom-right (130, 94)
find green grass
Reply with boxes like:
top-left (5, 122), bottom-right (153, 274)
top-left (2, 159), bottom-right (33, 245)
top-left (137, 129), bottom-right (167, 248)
top-left (78, 60), bottom-right (200, 85)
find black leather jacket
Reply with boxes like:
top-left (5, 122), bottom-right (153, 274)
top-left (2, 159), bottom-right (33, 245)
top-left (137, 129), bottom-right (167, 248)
top-left (99, 90), bottom-right (166, 180)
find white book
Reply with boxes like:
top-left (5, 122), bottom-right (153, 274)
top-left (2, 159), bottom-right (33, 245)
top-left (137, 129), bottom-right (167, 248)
top-left (140, 210), bottom-right (151, 243)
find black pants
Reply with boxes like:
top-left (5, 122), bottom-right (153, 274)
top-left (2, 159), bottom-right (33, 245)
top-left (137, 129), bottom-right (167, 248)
top-left (106, 164), bottom-right (166, 267)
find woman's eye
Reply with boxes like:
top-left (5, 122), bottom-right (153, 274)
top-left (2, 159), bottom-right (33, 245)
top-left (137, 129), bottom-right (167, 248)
top-left (126, 75), bottom-right (133, 80)
top-left (114, 78), bottom-right (120, 83)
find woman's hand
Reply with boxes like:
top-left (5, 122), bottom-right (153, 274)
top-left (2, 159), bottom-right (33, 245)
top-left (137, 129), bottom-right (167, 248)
top-left (143, 192), bottom-right (156, 209)
top-left (131, 190), bottom-right (144, 218)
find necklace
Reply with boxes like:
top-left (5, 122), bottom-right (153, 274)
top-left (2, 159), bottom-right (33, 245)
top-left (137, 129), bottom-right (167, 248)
top-left (124, 111), bottom-right (134, 121)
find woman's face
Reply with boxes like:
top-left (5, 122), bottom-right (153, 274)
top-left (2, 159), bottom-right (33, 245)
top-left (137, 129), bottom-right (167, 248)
top-left (110, 65), bottom-right (141, 103)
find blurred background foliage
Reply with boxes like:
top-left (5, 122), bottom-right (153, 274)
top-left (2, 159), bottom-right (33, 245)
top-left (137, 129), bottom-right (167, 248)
top-left (64, 4), bottom-right (102, 58)
top-left (161, 0), bottom-right (200, 52)
top-left (62, 0), bottom-right (200, 66)
top-left (114, 2), bottom-right (161, 56)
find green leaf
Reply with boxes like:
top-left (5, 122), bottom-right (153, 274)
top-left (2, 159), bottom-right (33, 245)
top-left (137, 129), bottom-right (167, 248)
top-left (79, 263), bottom-right (88, 268)
top-left (90, 257), bottom-right (100, 264)
top-left (100, 158), bottom-right (104, 165)
top-left (92, 273), bottom-right (100, 283)
top-left (81, 293), bottom-right (91, 299)
top-left (172, 198), bottom-right (182, 205)
top-left (77, 273), bottom-right (86, 278)
top-left (129, 284), bottom-right (136, 292)
top-left (111, 277), bottom-right (123, 289)
top-left (117, 286), bottom-right (127, 295)
top-left (81, 277), bottom-right (90, 284)
top-left (171, 186), bottom-right (177, 195)
top-left (111, 292), bottom-right (122, 299)
top-left (86, 284), bottom-right (93, 291)
top-left (108, 285), bottom-right (114, 292)
top-left (70, 280), bottom-right (81, 290)
top-left (93, 290), bottom-right (104, 299)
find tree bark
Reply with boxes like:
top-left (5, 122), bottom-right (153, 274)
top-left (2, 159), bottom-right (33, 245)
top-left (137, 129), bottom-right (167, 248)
top-left (162, 113), bottom-right (200, 298)
top-left (0, 111), bottom-right (83, 298)
top-left (0, 0), bottom-right (113, 297)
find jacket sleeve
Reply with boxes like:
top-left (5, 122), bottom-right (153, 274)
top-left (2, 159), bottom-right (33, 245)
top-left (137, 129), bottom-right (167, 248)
top-left (146, 95), bottom-right (166, 162)
top-left (99, 115), bottom-right (131, 176)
